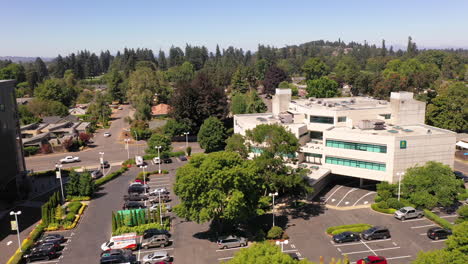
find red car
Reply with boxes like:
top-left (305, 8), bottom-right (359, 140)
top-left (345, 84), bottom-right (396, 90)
top-left (134, 179), bottom-right (143, 183)
top-left (357, 256), bottom-right (387, 264)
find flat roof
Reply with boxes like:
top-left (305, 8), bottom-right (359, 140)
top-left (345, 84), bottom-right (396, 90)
top-left (290, 96), bottom-right (390, 111)
top-left (329, 124), bottom-right (454, 137)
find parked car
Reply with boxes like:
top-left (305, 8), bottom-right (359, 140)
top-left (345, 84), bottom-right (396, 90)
top-left (122, 201), bottom-right (146, 210)
top-left (130, 182), bottom-right (149, 190)
top-left (179, 155), bottom-right (187, 161)
top-left (100, 249), bottom-right (138, 264)
top-left (361, 226), bottom-right (391, 240)
top-left (153, 157), bottom-right (161, 164)
top-left (118, 106), bottom-right (123, 110)
top-left (23, 244), bottom-right (58, 263)
top-left (356, 256), bottom-right (387, 264)
top-left (34, 241), bottom-right (61, 250)
top-left (150, 194), bottom-right (171, 203)
top-left (101, 160), bottom-right (110, 168)
top-left (394, 206), bottom-right (424, 220)
top-left (123, 194), bottom-right (149, 201)
top-left (128, 185), bottom-right (145, 195)
top-left (36, 234), bottom-right (65, 244)
top-left (333, 232), bottom-right (360, 243)
top-left (143, 229), bottom-right (171, 239)
top-left (101, 233), bottom-right (138, 251)
top-left (141, 251), bottom-right (171, 263)
top-left (149, 203), bottom-right (172, 212)
top-left (163, 158), bottom-right (172, 164)
top-left (104, 132), bottom-right (111, 137)
top-left (217, 235), bottom-right (247, 249)
top-left (149, 188), bottom-right (169, 196)
top-left (455, 171), bottom-right (468, 183)
top-left (91, 170), bottom-right (104, 179)
top-left (427, 227), bottom-right (452, 240)
top-left (59, 156), bottom-right (80, 164)
top-left (140, 234), bottom-right (170, 249)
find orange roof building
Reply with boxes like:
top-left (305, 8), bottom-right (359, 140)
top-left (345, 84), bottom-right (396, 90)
top-left (151, 104), bottom-right (172, 116)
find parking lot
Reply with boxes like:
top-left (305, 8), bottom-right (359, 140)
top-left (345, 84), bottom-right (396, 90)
top-left (324, 184), bottom-right (376, 207)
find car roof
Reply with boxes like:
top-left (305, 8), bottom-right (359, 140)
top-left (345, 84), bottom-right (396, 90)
top-left (366, 256), bottom-right (385, 260)
top-left (401, 206), bottom-right (415, 210)
top-left (428, 227), bottom-right (445, 231)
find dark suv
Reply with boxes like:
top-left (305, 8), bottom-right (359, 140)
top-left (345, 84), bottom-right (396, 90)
top-left (23, 244), bottom-right (58, 262)
top-left (361, 226), bottom-right (391, 240)
top-left (143, 228), bottom-right (171, 239)
top-left (122, 201), bottom-right (145, 210)
top-left (123, 194), bottom-right (149, 201)
top-left (36, 234), bottom-right (64, 244)
top-left (100, 249), bottom-right (137, 264)
top-left (427, 227), bottom-right (452, 240)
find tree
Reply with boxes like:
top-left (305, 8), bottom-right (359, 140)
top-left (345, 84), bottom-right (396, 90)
top-left (106, 70), bottom-right (125, 102)
top-left (306, 76), bottom-right (339, 98)
top-left (426, 82), bottom-right (468, 133)
top-left (158, 50), bottom-right (168, 70)
top-left (34, 79), bottom-right (66, 104)
top-left (78, 172), bottom-right (95, 196)
top-left (263, 65), bottom-right (288, 94)
top-left (198, 117), bottom-right (226, 153)
top-left (66, 170), bottom-right (80, 196)
top-left (230, 92), bottom-right (248, 115)
top-left (334, 56), bottom-right (360, 84)
top-left (231, 91), bottom-right (267, 115)
top-left (302, 58), bottom-right (329, 80)
top-left (412, 249), bottom-right (467, 264)
top-left (225, 134), bottom-right (249, 158)
top-left (27, 99), bottom-right (68, 117)
top-left (146, 133), bottom-right (172, 155)
top-left (231, 67), bottom-right (250, 93)
top-left (162, 119), bottom-right (191, 139)
top-left (87, 92), bottom-right (112, 126)
top-left (18, 105), bottom-right (40, 125)
top-left (445, 221), bottom-right (468, 253)
top-left (167, 61), bottom-right (195, 84)
top-left (456, 205), bottom-right (468, 223)
top-left (401, 161), bottom-right (464, 209)
top-left (34, 57), bottom-right (49, 82)
top-left (0, 63), bottom-right (26, 82)
top-left (381, 39), bottom-right (387, 57)
top-left (406, 36), bottom-right (418, 58)
top-left (174, 151), bottom-right (265, 228)
top-left (246, 124), bottom-right (298, 159)
top-left (226, 242), bottom-right (315, 264)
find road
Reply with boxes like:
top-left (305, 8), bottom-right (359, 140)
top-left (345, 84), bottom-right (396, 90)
top-left (455, 160), bottom-right (468, 175)
top-left (24, 105), bottom-right (144, 172)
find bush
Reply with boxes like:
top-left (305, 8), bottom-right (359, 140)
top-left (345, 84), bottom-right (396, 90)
top-left (424, 209), bottom-right (454, 230)
top-left (95, 167), bottom-right (128, 186)
top-left (456, 205), bottom-right (468, 223)
top-left (377, 201), bottom-right (389, 209)
top-left (458, 189), bottom-right (468, 201)
top-left (371, 203), bottom-right (397, 214)
top-left (6, 224), bottom-right (45, 264)
top-left (254, 229), bottom-right (266, 241)
top-left (161, 170), bottom-right (169, 174)
top-left (374, 195), bottom-right (382, 203)
top-left (326, 224), bottom-right (372, 235)
top-left (67, 201), bottom-right (82, 214)
top-left (66, 195), bottom-right (91, 201)
top-left (113, 222), bottom-right (169, 236)
top-left (378, 190), bottom-right (393, 201)
top-left (386, 198), bottom-right (404, 210)
top-left (65, 212), bottom-right (76, 222)
top-left (169, 151), bottom-right (185, 157)
top-left (186, 146), bottom-right (192, 156)
top-left (266, 226), bottom-right (283, 239)
top-left (122, 159), bottom-right (136, 166)
top-left (24, 146), bottom-right (40, 156)
top-left (46, 222), bottom-right (59, 231)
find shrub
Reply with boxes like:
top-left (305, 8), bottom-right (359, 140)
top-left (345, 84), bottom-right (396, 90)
top-left (136, 172), bottom-right (150, 181)
top-left (161, 170), bottom-right (169, 174)
top-left (254, 229), bottom-right (266, 241)
top-left (457, 189), bottom-right (468, 201)
top-left (46, 222), bottom-right (59, 231)
top-left (95, 167), bottom-right (128, 186)
top-left (326, 224), bottom-right (372, 235)
top-left (122, 159), bottom-right (136, 166)
top-left (266, 226), bottom-right (283, 239)
top-left (186, 146), bottom-right (192, 156)
top-left (378, 190), bottom-right (393, 201)
top-left (374, 195), bottom-right (382, 203)
top-left (24, 146), bottom-right (40, 156)
top-left (65, 212), bottom-right (76, 222)
top-left (7, 224), bottom-right (45, 264)
top-left (377, 201), bottom-right (389, 209)
top-left (371, 203), bottom-right (397, 214)
top-left (66, 195), bottom-right (91, 201)
top-left (169, 151), bottom-right (185, 157)
top-left (331, 226), bottom-right (372, 235)
top-left (424, 209), bottom-right (454, 230)
top-left (67, 201), bottom-right (82, 214)
top-left (113, 222), bottom-right (169, 236)
top-left (386, 198), bottom-right (404, 210)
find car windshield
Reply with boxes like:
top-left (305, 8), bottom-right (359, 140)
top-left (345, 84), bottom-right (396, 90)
top-left (399, 208), bottom-right (407, 213)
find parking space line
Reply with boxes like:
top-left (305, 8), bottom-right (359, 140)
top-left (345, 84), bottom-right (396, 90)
top-left (386, 256), bottom-right (412, 260)
top-left (27, 261), bottom-right (59, 264)
top-left (282, 249), bottom-right (298, 253)
top-left (218, 257), bottom-right (234, 261)
top-left (440, 215), bottom-right (458, 218)
top-left (332, 238), bottom-right (392, 247)
top-left (336, 188), bottom-right (357, 206)
top-left (138, 248), bottom-right (174, 254)
top-left (325, 186), bottom-right (344, 202)
top-left (360, 240), bottom-right (377, 256)
top-left (431, 239), bottom-right (447, 243)
top-left (352, 191), bottom-right (376, 206)
top-left (401, 218), bottom-right (427, 222)
top-left (342, 246), bottom-right (400, 255)
top-left (411, 224), bottom-right (436, 229)
top-left (216, 247), bottom-right (245, 252)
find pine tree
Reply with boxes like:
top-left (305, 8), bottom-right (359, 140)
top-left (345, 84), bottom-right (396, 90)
top-left (215, 45), bottom-right (221, 59)
top-left (158, 50), bottom-right (168, 70)
top-left (55, 205), bottom-right (63, 224)
top-left (34, 57), bottom-right (49, 82)
top-left (381, 39), bottom-right (387, 57)
top-left (111, 212), bottom-right (117, 232)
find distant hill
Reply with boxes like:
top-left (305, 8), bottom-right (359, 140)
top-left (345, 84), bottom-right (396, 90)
top-left (0, 56), bottom-right (54, 63)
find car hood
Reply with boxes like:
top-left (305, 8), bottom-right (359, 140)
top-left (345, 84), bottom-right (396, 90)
top-left (394, 211), bottom-right (404, 216)
top-left (101, 242), bottom-right (110, 251)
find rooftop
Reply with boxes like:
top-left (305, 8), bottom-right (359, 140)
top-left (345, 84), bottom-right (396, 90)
top-left (330, 124), bottom-right (454, 137)
top-left (289, 96), bottom-right (389, 111)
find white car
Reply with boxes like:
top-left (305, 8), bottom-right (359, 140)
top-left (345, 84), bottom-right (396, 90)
top-left (149, 203), bottom-right (172, 212)
top-left (59, 156), bottom-right (80, 164)
top-left (153, 157), bottom-right (161, 164)
top-left (104, 132), bottom-right (111, 137)
top-left (142, 251), bottom-right (170, 263)
top-left (149, 188), bottom-right (169, 196)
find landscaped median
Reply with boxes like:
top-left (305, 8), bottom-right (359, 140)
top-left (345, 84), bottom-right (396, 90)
top-left (326, 223), bottom-right (373, 235)
top-left (7, 223), bottom-right (46, 264)
top-left (371, 203), bottom-right (397, 214)
top-left (424, 209), bottom-right (454, 230)
top-left (94, 166), bottom-right (129, 186)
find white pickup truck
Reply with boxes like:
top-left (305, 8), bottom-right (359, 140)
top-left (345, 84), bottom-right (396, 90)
top-left (394, 206), bottom-right (424, 220)
top-left (59, 156), bottom-right (80, 164)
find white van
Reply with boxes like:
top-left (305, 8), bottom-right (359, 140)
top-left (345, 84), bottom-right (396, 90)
top-left (101, 233), bottom-right (138, 251)
top-left (135, 156), bottom-right (144, 167)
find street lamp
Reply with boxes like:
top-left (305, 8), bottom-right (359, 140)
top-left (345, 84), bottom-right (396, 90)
top-left (141, 165), bottom-right (148, 195)
top-left (10, 211), bottom-right (22, 252)
top-left (55, 164), bottom-right (65, 202)
top-left (269, 192), bottom-right (278, 227)
top-left (155, 146), bottom-right (162, 174)
top-left (133, 131), bottom-right (139, 155)
top-left (124, 138), bottom-right (130, 159)
top-left (183, 132), bottom-right (189, 149)
top-left (158, 192), bottom-right (163, 225)
top-left (275, 239), bottom-right (289, 252)
top-left (99, 152), bottom-right (105, 171)
top-left (397, 172), bottom-right (405, 201)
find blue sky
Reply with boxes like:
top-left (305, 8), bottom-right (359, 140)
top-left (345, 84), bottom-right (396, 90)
top-left (1, 0), bottom-right (467, 57)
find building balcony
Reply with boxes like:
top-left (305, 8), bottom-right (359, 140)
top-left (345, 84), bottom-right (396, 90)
top-left (300, 140), bottom-right (324, 153)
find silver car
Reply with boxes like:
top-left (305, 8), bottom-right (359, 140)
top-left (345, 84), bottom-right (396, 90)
top-left (217, 235), bottom-right (247, 249)
top-left (141, 251), bottom-right (170, 263)
top-left (140, 235), bottom-right (169, 249)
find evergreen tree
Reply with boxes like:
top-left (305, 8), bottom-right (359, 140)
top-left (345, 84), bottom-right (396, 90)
top-left (381, 39), bottom-right (387, 57)
top-left (34, 57), bottom-right (49, 82)
top-left (158, 50), bottom-right (168, 70)
top-left (55, 205), bottom-right (63, 223)
top-left (111, 212), bottom-right (117, 232)
top-left (215, 44), bottom-right (221, 59)
top-left (66, 170), bottom-right (80, 196)
top-left (54, 55), bottom-right (66, 78)
top-left (78, 172), bottom-right (95, 196)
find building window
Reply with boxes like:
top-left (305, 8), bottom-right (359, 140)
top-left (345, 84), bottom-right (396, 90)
top-left (305, 153), bottom-right (322, 158)
top-left (379, 114), bottom-right (391, 119)
top-left (325, 156), bottom-right (386, 171)
top-left (310, 116), bottom-right (334, 124)
top-left (338, 116), bottom-right (347, 122)
top-left (309, 131), bottom-right (323, 140)
top-left (326, 139), bottom-right (387, 153)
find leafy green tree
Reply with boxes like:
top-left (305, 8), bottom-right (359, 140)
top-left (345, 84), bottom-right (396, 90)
top-left (226, 242), bottom-right (315, 264)
top-left (174, 151), bottom-right (265, 227)
top-left (456, 205), bottom-right (468, 223)
top-left (445, 221), bottom-right (468, 253)
top-left (0, 63), bottom-right (26, 82)
top-left (245, 90), bottom-right (267, 113)
top-left (230, 92), bottom-right (247, 115)
top-left (263, 65), bottom-right (288, 94)
top-left (146, 133), bottom-right (172, 155)
top-left (34, 57), bottom-right (49, 82)
top-left (302, 58), bottom-right (329, 80)
top-left (401, 161), bottom-right (464, 209)
top-left (66, 170), bottom-right (81, 196)
top-left (158, 50), bottom-right (168, 70)
top-left (246, 124), bottom-right (298, 158)
top-left (162, 119), bottom-right (191, 138)
top-left (198, 117), bottom-right (226, 153)
top-left (231, 68), bottom-right (250, 93)
top-left (426, 82), bottom-right (467, 133)
top-left (87, 92), bottom-right (112, 126)
top-left (18, 105), bottom-right (41, 125)
top-left (412, 248), bottom-right (467, 264)
top-left (78, 172), bottom-right (95, 196)
top-left (255, 59), bottom-right (269, 81)
top-left (306, 76), bottom-right (338, 98)
top-left (225, 134), bottom-right (248, 158)
top-left (334, 56), bottom-right (360, 84)
top-left (106, 70), bottom-right (125, 102)
top-left (27, 99), bottom-right (68, 117)
top-left (167, 61), bottom-right (195, 84)
top-left (34, 79), bottom-right (66, 104)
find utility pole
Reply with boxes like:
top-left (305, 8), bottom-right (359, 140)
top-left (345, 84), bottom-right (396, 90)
top-left (269, 192), bottom-right (278, 227)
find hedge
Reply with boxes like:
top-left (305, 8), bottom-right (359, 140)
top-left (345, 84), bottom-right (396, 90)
top-left (7, 223), bottom-right (46, 264)
top-left (458, 189), bottom-right (468, 201)
top-left (122, 159), bottom-right (136, 166)
top-left (67, 201), bottom-right (82, 214)
top-left (95, 167), bottom-right (128, 186)
top-left (371, 203), bottom-right (397, 214)
top-left (66, 195), bottom-right (91, 201)
top-left (113, 222), bottom-right (169, 236)
top-left (65, 204), bottom-right (87, 229)
top-left (326, 223), bottom-right (373, 235)
top-left (424, 209), bottom-right (454, 230)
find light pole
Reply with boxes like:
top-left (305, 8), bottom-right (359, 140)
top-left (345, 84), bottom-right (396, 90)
top-left (158, 192), bottom-right (163, 225)
top-left (397, 172), bottom-right (405, 201)
top-left (183, 132), bottom-right (189, 149)
top-left (269, 192), bottom-right (278, 227)
top-left (99, 152), bottom-right (105, 171)
top-left (124, 138), bottom-right (130, 159)
top-left (10, 211), bottom-right (22, 252)
top-left (155, 146), bottom-right (162, 174)
top-left (141, 165), bottom-right (148, 195)
top-left (55, 164), bottom-right (65, 202)
top-left (275, 239), bottom-right (289, 252)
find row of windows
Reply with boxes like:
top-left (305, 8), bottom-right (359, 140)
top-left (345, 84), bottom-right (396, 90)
top-left (305, 153), bottom-right (322, 158)
top-left (325, 157), bottom-right (386, 171)
top-left (326, 139), bottom-right (387, 153)
top-left (310, 116), bottom-right (334, 124)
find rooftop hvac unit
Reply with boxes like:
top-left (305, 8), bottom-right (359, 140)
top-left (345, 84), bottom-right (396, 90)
top-left (358, 120), bottom-right (373, 130)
